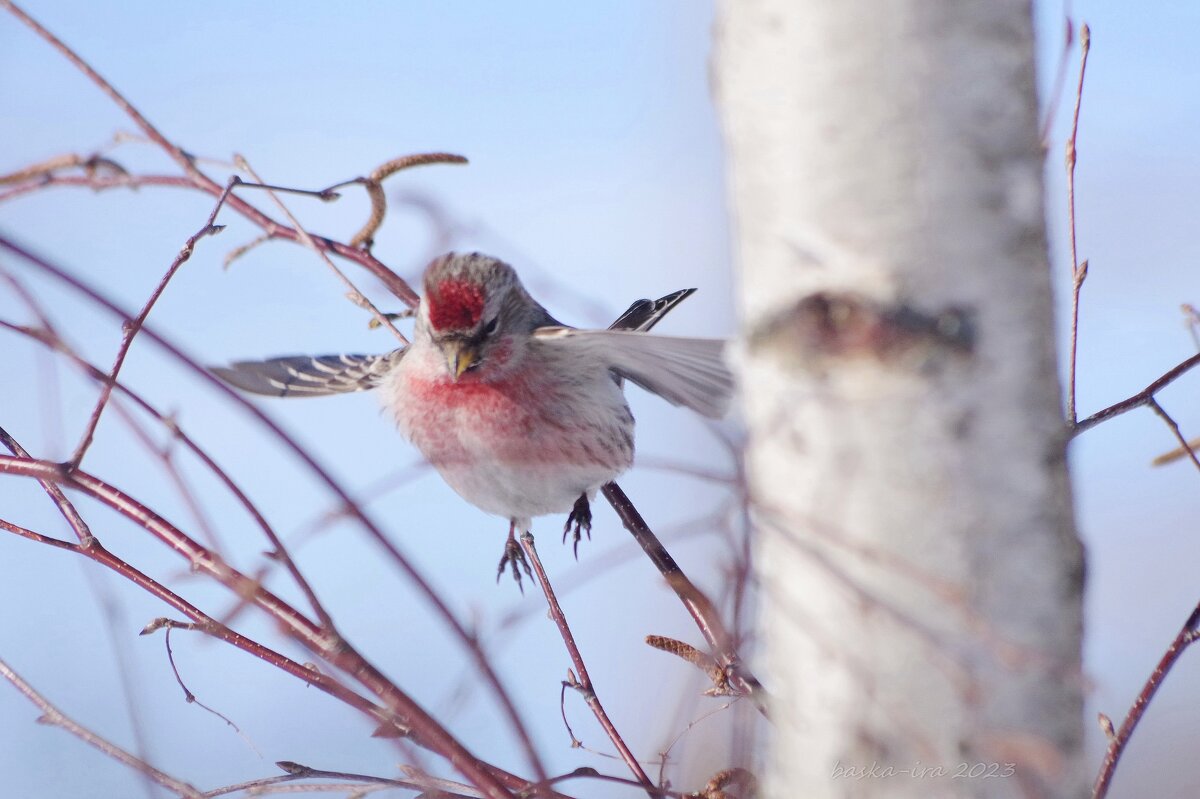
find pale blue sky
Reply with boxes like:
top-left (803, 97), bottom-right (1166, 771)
top-left (2, 2), bottom-right (1199, 797)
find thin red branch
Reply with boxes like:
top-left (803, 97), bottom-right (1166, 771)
top-left (518, 531), bottom-right (655, 793)
top-left (0, 426), bottom-right (95, 546)
top-left (1092, 607), bottom-right (1200, 798)
top-left (1091, 399), bottom-right (1200, 796)
top-left (0, 454), bottom-right (516, 799)
top-left (0, 504), bottom-right (414, 746)
top-left (0, 173), bottom-right (192, 203)
top-left (0, 369), bottom-right (537, 799)
top-left (0, 172), bottom-right (419, 306)
top-left (0, 428), bottom-right (394, 726)
top-left (1, 299), bottom-right (335, 633)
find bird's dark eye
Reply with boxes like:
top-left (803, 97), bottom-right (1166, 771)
top-left (482, 317), bottom-right (498, 336)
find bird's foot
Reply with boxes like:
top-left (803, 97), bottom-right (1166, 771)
top-left (562, 494), bottom-right (593, 560)
top-left (497, 523), bottom-right (532, 592)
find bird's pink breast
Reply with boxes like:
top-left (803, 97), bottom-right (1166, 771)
top-left (388, 343), bottom-right (634, 519)
top-left (400, 370), bottom-right (620, 467)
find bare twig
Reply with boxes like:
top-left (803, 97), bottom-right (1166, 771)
top-left (228, 180), bottom-right (342, 202)
top-left (205, 761), bottom-right (482, 799)
top-left (0, 422), bottom-right (161, 799)
top-left (69, 178), bottom-right (231, 468)
top-left (0, 169), bottom-right (420, 306)
top-left (518, 531), bottom-right (655, 793)
top-left (0, 425), bottom-right (95, 547)
top-left (602, 483), bottom-right (769, 717)
top-left (1090, 397), bottom-right (1200, 796)
top-left (1092, 604), bottom-right (1200, 798)
top-left (0, 453), bottom-right (517, 798)
top-left (1071, 352), bottom-right (1200, 436)
top-left (1151, 438), bottom-right (1200, 467)
top-left (0, 657), bottom-right (206, 799)
top-left (160, 623), bottom-right (260, 755)
top-left (1148, 312), bottom-right (1200, 464)
top-left (0, 425), bottom-right (400, 739)
top-left (529, 768), bottom-right (687, 799)
top-left (1064, 23), bottom-right (1091, 425)
top-left (1146, 398), bottom-right (1200, 471)
top-left (0, 501), bottom-right (399, 735)
top-left (0, 151), bottom-right (125, 184)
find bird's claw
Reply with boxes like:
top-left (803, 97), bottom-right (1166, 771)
top-left (497, 531), bottom-right (532, 592)
top-left (562, 494), bottom-right (593, 560)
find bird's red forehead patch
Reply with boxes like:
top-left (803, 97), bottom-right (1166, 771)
top-left (427, 278), bottom-right (485, 331)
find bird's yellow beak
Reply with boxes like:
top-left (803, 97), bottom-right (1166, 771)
top-left (442, 341), bottom-right (478, 380)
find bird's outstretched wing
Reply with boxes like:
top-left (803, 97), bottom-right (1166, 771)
top-left (211, 351), bottom-right (404, 397)
top-left (532, 327), bottom-right (732, 419)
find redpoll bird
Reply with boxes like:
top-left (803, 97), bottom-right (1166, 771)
top-left (214, 252), bottom-right (732, 581)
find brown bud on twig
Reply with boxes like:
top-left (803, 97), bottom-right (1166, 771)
top-left (139, 617), bottom-right (198, 636)
top-left (1098, 712), bottom-right (1116, 742)
top-left (370, 716), bottom-right (411, 739)
top-left (275, 761), bottom-right (312, 776)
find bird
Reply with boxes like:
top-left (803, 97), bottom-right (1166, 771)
top-left (213, 252), bottom-right (733, 583)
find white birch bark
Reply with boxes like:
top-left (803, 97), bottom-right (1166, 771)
top-left (715, 2), bottom-right (1085, 796)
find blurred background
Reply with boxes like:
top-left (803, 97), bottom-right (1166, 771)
top-left (1, 2), bottom-right (1198, 797)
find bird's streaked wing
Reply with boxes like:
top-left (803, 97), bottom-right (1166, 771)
top-left (211, 351), bottom-right (404, 397)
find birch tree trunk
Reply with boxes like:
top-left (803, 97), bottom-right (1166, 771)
top-left (715, 2), bottom-right (1085, 797)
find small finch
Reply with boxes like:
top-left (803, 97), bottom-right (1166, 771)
top-left (214, 252), bottom-right (732, 581)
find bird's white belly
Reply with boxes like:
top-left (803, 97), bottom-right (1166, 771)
top-left (438, 454), bottom-right (618, 519)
